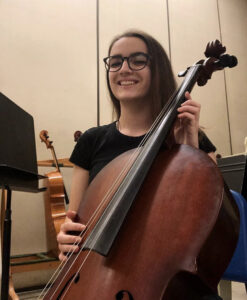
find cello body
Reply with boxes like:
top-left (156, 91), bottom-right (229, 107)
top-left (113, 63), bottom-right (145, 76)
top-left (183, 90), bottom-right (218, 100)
top-left (43, 145), bottom-right (239, 299)
top-left (43, 170), bottom-right (67, 257)
top-left (40, 130), bottom-right (68, 256)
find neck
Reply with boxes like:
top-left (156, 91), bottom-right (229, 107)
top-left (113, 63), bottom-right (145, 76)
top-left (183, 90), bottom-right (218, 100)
top-left (117, 100), bottom-right (154, 136)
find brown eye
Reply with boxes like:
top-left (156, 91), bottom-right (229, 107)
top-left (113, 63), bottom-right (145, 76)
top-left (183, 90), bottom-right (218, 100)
top-left (109, 57), bottom-right (122, 70)
top-left (129, 53), bottom-right (149, 70)
top-left (131, 55), bottom-right (147, 66)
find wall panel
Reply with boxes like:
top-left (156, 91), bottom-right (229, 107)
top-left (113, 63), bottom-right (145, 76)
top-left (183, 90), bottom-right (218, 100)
top-left (218, 0), bottom-right (247, 154)
top-left (0, 0), bottom-right (97, 258)
top-left (168, 0), bottom-right (231, 156)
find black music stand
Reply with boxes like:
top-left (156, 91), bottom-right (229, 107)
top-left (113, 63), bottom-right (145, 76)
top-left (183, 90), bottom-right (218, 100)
top-left (0, 92), bottom-right (46, 300)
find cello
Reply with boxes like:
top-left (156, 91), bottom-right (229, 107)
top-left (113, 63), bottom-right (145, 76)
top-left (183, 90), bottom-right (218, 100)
top-left (40, 130), bottom-right (69, 257)
top-left (40, 40), bottom-right (240, 299)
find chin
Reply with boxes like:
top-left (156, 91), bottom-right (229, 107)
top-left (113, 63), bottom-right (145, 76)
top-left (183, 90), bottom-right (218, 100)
top-left (119, 95), bottom-right (147, 103)
top-left (115, 91), bottom-right (147, 101)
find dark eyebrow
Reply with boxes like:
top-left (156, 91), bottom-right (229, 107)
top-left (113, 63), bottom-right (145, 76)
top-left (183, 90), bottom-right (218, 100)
top-left (109, 52), bottom-right (148, 58)
top-left (108, 54), bottom-right (123, 58)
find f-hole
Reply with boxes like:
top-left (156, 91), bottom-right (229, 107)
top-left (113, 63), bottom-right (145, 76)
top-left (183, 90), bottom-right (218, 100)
top-left (115, 290), bottom-right (134, 300)
top-left (56, 273), bottom-right (80, 299)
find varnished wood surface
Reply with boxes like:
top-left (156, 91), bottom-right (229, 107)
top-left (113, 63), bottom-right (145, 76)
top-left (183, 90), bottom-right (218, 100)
top-left (38, 158), bottom-right (73, 168)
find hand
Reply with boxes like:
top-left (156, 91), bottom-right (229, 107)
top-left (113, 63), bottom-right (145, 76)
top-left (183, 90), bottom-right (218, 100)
top-left (173, 91), bottom-right (200, 148)
top-left (57, 210), bottom-right (86, 261)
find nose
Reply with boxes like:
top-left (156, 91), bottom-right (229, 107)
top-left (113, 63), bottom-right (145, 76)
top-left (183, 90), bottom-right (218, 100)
top-left (120, 58), bottom-right (131, 72)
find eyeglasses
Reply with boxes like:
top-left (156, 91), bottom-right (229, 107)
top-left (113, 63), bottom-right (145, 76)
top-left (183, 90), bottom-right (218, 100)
top-left (103, 52), bottom-right (150, 72)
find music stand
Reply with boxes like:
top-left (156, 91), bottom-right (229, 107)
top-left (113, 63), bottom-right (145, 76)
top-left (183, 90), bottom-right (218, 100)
top-left (0, 92), bottom-right (46, 300)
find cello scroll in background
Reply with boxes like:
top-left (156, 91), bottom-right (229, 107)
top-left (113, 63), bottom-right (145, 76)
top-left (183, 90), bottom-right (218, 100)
top-left (74, 130), bottom-right (82, 142)
top-left (41, 40), bottom-right (239, 300)
top-left (39, 130), bottom-right (68, 257)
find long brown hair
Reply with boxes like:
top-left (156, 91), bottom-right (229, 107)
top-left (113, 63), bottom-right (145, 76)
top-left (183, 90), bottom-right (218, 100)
top-left (106, 30), bottom-right (177, 120)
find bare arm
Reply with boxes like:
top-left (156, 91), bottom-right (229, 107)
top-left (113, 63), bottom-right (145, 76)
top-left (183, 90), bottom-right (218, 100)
top-left (57, 165), bottom-right (89, 261)
top-left (69, 165), bottom-right (89, 211)
top-left (208, 152), bottom-right (217, 163)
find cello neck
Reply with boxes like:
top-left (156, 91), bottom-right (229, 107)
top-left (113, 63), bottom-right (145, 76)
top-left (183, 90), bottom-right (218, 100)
top-left (50, 145), bottom-right (60, 172)
top-left (83, 65), bottom-right (203, 256)
top-left (39, 130), bottom-right (61, 171)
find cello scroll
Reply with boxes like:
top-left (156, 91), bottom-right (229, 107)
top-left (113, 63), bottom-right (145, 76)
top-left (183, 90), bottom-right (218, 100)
top-left (179, 39), bottom-right (237, 86)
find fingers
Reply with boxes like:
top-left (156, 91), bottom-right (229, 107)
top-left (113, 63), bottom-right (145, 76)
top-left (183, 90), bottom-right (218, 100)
top-left (57, 211), bottom-right (86, 262)
top-left (58, 249), bottom-right (80, 262)
top-left (59, 252), bottom-right (68, 262)
top-left (57, 227), bottom-right (83, 262)
top-left (58, 243), bottom-right (80, 255)
top-left (60, 221), bottom-right (86, 234)
top-left (57, 229), bottom-right (83, 245)
top-left (57, 223), bottom-right (85, 262)
top-left (177, 91), bottom-right (200, 123)
top-left (179, 91), bottom-right (201, 112)
top-left (173, 91), bottom-right (200, 148)
top-left (66, 210), bottom-right (77, 221)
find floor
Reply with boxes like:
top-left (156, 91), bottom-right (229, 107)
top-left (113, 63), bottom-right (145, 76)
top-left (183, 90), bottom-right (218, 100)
top-left (16, 282), bottom-right (246, 300)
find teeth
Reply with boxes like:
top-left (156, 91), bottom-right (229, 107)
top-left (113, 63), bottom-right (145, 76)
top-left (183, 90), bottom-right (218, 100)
top-left (120, 81), bottom-right (136, 86)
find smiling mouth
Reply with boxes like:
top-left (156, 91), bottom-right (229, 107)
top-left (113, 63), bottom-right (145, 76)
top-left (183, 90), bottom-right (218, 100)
top-left (118, 80), bottom-right (138, 86)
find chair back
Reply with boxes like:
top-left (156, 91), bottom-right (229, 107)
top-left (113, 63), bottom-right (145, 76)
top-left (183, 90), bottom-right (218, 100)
top-left (223, 190), bottom-right (247, 282)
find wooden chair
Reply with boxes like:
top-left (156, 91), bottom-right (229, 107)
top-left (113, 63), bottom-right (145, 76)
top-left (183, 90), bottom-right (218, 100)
top-left (1, 188), bottom-right (60, 299)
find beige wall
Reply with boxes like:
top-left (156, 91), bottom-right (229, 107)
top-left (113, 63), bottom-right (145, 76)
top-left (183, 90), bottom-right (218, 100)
top-left (169, 0), bottom-right (230, 154)
top-left (218, 0), bottom-right (247, 154)
top-left (0, 0), bottom-right (98, 274)
top-left (0, 0), bottom-right (246, 288)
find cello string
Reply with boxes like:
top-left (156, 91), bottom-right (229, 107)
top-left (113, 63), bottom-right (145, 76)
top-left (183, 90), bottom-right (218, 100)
top-left (53, 138), bottom-right (160, 299)
top-left (37, 141), bottom-right (143, 298)
top-left (38, 147), bottom-right (143, 299)
top-left (38, 148), bottom-right (142, 299)
top-left (38, 130), bottom-right (150, 299)
top-left (38, 93), bottom-right (174, 298)
top-left (57, 98), bottom-right (177, 298)
top-left (39, 92), bottom-right (176, 299)
top-left (39, 90), bottom-right (177, 299)
top-left (57, 90), bottom-right (181, 299)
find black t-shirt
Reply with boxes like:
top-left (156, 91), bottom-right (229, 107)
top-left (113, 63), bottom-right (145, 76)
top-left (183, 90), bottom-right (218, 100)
top-left (70, 122), bottom-right (216, 183)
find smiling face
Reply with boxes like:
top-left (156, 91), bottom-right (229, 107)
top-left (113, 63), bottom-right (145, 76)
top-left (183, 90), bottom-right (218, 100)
top-left (108, 37), bottom-right (151, 105)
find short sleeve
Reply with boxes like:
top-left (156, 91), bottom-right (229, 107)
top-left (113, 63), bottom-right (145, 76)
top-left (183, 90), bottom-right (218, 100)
top-left (198, 130), bottom-right (216, 153)
top-left (69, 130), bottom-right (92, 170)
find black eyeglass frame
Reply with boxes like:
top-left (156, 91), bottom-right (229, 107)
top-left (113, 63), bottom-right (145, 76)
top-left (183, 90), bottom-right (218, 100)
top-left (103, 52), bottom-right (150, 72)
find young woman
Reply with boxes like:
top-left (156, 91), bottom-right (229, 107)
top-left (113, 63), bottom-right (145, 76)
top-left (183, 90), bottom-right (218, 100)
top-left (57, 31), bottom-right (220, 299)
